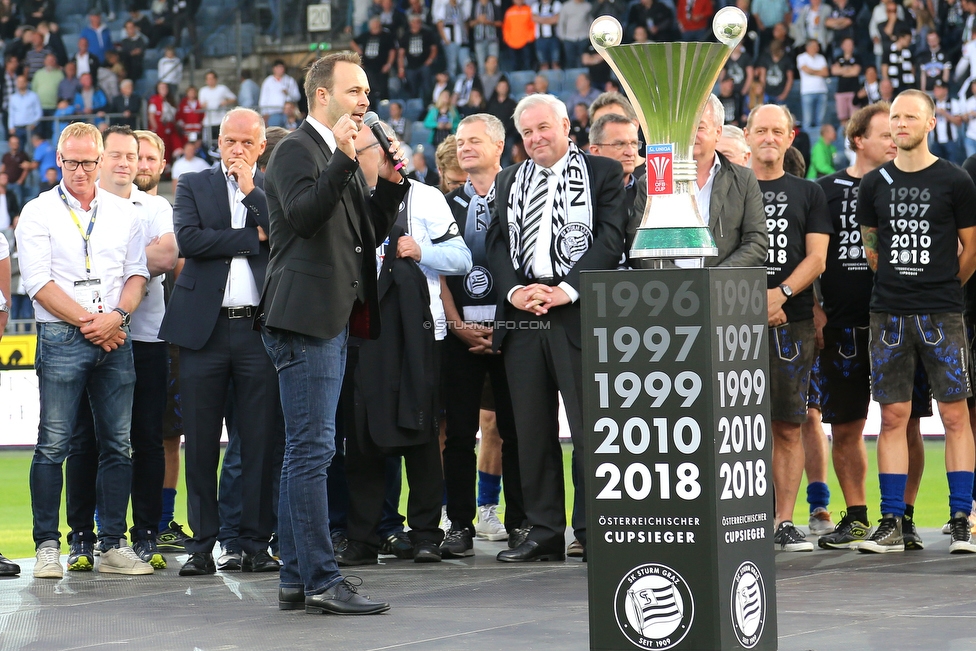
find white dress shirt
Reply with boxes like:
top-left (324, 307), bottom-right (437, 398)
top-left (220, 163), bottom-right (262, 308)
top-left (258, 74), bottom-right (300, 115)
top-left (16, 183), bottom-right (149, 323)
top-left (674, 153), bottom-right (722, 269)
top-left (304, 114), bottom-right (337, 153)
top-left (129, 188), bottom-right (174, 342)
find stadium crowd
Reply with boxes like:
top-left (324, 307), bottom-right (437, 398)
top-left (1, 0), bottom-right (976, 616)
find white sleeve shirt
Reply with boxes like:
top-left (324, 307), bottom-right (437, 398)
top-left (219, 163), bottom-right (262, 308)
top-left (129, 189), bottom-right (174, 342)
top-left (16, 184), bottom-right (149, 323)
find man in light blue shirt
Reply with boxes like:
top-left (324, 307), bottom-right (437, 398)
top-left (237, 70), bottom-right (259, 109)
top-left (7, 75), bottom-right (42, 145)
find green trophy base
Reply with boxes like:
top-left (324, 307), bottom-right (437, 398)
top-left (630, 227), bottom-right (719, 261)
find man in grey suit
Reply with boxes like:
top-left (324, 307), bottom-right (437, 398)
top-left (633, 94), bottom-right (767, 267)
top-left (257, 52), bottom-right (408, 615)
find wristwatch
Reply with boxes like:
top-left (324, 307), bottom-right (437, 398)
top-left (0, 303), bottom-right (8, 314)
top-left (779, 284), bottom-right (793, 299)
top-left (113, 307), bottom-right (131, 327)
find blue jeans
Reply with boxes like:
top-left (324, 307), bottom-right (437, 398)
top-left (801, 92), bottom-right (827, 132)
top-left (535, 37), bottom-right (560, 67)
top-left (31, 322), bottom-right (136, 547)
top-left (473, 40), bottom-right (500, 72)
top-left (262, 325), bottom-right (346, 596)
top-left (562, 39), bottom-right (588, 68)
top-left (444, 42), bottom-right (471, 79)
top-left (965, 136), bottom-right (976, 160)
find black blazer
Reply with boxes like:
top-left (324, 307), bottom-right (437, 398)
top-left (158, 164), bottom-right (269, 350)
top-left (355, 225), bottom-right (436, 450)
top-left (258, 120), bottom-right (408, 341)
top-left (486, 153), bottom-right (626, 349)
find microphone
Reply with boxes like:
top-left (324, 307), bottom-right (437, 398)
top-left (363, 111), bottom-right (409, 179)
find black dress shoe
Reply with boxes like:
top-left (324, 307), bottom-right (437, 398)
top-left (412, 540), bottom-right (442, 563)
top-left (335, 540), bottom-right (378, 567)
top-left (305, 578), bottom-right (390, 615)
top-left (0, 553), bottom-right (20, 577)
top-left (496, 540), bottom-right (565, 563)
top-left (508, 527), bottom-right (531, 549)
top-left (279, 586), bottom-right (305, 610)
top-left (242, 549), bottom-right (281, 573)
top-left (179, 552), bottom-right (216, 576)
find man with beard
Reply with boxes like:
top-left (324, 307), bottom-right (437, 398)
top-left (64, 126), bottom-right (178, 571)
top-left (857, 90), bottom-right (976, 553)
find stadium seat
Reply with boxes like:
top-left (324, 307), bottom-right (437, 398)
top-left (405, 98), bottom-right (425, 122)
top-left (410, 123), bottom-right (430, 148)
top-left (539, 69), bottom-right (564, 94)
top-left (508, 70), bottom-right (537, 94)
top-left (377, 100), bottom-right (391, 121)
top-left (563, 68), bottom-right (589, 86)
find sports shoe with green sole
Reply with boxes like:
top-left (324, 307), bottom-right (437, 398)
top-left (132, 538), bottom-right (167, 569)
top-left (157, 520), bottom-right (190, 552)
top-left (67, 540), bottom-right (94, 571)
top-left (817, 511), bottom-right (872, 550)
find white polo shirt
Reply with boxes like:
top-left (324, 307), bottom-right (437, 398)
top-left (129, 188), bottom-right (174, 342)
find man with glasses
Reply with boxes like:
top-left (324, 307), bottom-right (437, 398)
top-left (16, 122), bottom-right (150, 578)
top-left (588, 113), bottom-right (642, 245)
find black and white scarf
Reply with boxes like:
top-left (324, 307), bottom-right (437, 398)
top-left (506, 140), bottom-right (594, 278)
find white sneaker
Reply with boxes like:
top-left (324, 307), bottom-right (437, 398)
top-left (808, 507), bottom-right (835, 536)
top-left (98, 543), bottom-right (154, 575)
top-left (475, 504), bottom-right (508, 541)
top-left (440, 505), bottom-right (452, 533)
top-left (33, 542), bottom-right (63, 579)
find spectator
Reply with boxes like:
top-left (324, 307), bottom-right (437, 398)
top-left (931, 79), bottom-right (963, 163)
top-left (940, 0), bottom-right (966, 59)
top-left (854, 65), bottom-right (882, 107)
top-left (796, 38), bottom-right (829, 132)
top-left (533, 73), bottom-right (549, 95)
top-left (503, 0), bottom-right (535, 72)
top-left (676, 0), bottom-right (714, 42)
top-left (127, 8), bottom-right (154, 47)
top-left (276, 101), bottom-right (303, 130)
top-left (388, 100), bottom-right (412, 144)
top-left (258, 59), bottom-right (300, 125)
top-left (716, 123), bottom-right (751, 166)
top-left (626, 0), bottom-right (680, 43)
top-left (792, 0), bottom-right (831, 53)
top-left (51, 98), bottom-right (72, 141)
top-left (0, 1), bottom-right (18, 41)
top-left (807, 123), bottom-right (837, 178)
top-left (0, 170), bottom-right (19, 231)
top-left (119, 20), bottom-right (149, 82)
top-left (198, 71), bottom-right (235, 143)
top-left (352, 18), bottom-right (398, 105)
top-left (22, 0), bottom-right (54, 27)
top-left (569, 101), bottom-right (589, 146)
top-left (486, 77), bottom-right (517, 142)
top-left (825, 0), bottom-right (857, 57)
top-left (99, 50), bottom-right (123, 100)
top-left (918, 31), bottom-right (952, 92)
top-left (718, 75), bottom-right (747, 126)
top-left (884, 27), bottom-right (917, 94)
top-left (30, 52), bottom-right (61, 137)
top-left (150, 0), bottom-right (174, 46)
top-left (405, 0), bottom-right (432, 24)
top-left (568, 72), bottom-right (600, 108)
top-left (157, 46), bottom-right (182, 99)
top-left (72, 72), bottom-right (107, 122)
top-left (531, 0), bottom-right (561, 70)
top-left (177, 85), bottom-right (204, 144)
top-left (469, 0), bottom-right (502, 72)
top-left (580, 39), bottom-right (613, 91)
top-left (723, 42), bottom-right (754, 98)
top-left (878, 76), bottom-right (895, 102)
top-left (74, 37), bottom-right (100, 81)
top-left (237, 69), bottom-right (259, 109)
top-left (831, 36), bottom-right (861, 129)
top-left (29, 131), bottom-right (56, 185)
top-left (37, 166), bottom-right (56, 193)
top-left (110, 78), bottom-right (140, 129)
top-left (377, 0), bottom-right (408, 39)
top-left (632, 25), bottom-right (651, 43)
top-left (453, 60), bottom-right (483, 107)
top-left (480, 56), bottom-right (502, 99)
top-left (432, 71), bottom-right (451, 104)
top-left (80, 11), bottom-right (113, 64)
top-left (751, 0), bottom-right (791, 48)
top-left (409, 146), bottom-right (441, 186)
top-left (459, 87), bottom-right (486, 117)
top-left (23, 28), bottom-right (50, 81)
top-left (7, 75), bottom-right (41, 143)
top-left (424, 88), bottom-right (461, 145)
top-left (870, 0), bottom-right (909, 71)
top-left (169, 139), bottom-right (210, 195)
top-left (398, 13), bottom-right (438, 101)
top-left (8, 25), bottom-right (33, 64)
top-left (147, 80), bottom-right (181, 162)
top-left (57, 60), bottom-right (81, 103)
top-left (170, 0), bottom-right (199, 53)
top-left (2, 135), bottom-right (30, 205)
top-left (435, 0), bottom-right (472, 79)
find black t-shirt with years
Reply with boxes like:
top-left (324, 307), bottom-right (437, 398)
top-left (355, 29), bottom-right (398, 72)
top-left (857, 158), bottom-right (976, 314)
top-left (817, 170), bottom-right (873, 327)
top-left (760, 173), bottom-right (833, 323)
top-left (724, 52), bottom-right (753, 88)
top-left (403, 27), bottom-right (437, 70)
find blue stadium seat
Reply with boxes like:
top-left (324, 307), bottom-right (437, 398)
top-left (508, 70), bottom-right (536, 94)
top-left (558, 91), bottom-right (577, 108)
top-left (377, 100), bottom-right (391, 121)
top-left (410, 123), bottom-right (430, 148)
top-left (405, 98), bottom-right (425, 122)
top-left (539, 69), bottom-right (564, 94)
top-left (563, 68), bottom-right (589, 85)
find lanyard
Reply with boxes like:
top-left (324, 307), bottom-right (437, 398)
top-left (58, 186), bottom-right (98, 277)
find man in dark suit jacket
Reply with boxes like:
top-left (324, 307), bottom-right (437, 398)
top-left (158, 107), bottom-right (283, 577)
top-left (486, 94), bottom-right (627, 562)
top-left (632, 94), bottom-right (767, 267)
top-left (257, 52), bottom-right (408, 616)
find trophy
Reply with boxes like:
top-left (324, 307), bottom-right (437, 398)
top-left (589, 8), bottom-right (748, 267)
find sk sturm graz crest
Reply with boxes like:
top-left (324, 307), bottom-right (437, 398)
top-left (614, 563), bottom-right (694, 649)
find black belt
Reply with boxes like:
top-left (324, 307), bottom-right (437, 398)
top-left (528, 276), bottom-right (559, 286)
top-left (221, 306), bottom-right (256, 319)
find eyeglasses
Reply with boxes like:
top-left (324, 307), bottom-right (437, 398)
top-left (445, 178), bottom-right (465, 189)
top-left (593, 141), bottom-right (643, 153)
top-left (355, 142), bottom-right (381, 154)
top-left (61, 159), bottom-right (100, 171)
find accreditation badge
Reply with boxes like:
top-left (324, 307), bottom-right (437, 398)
top-left (74, 278), bottom-right (105, 314)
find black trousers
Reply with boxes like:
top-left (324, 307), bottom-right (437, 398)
top-left (343, 346), bottom-right (444, 550)
top-left (502, 318), bottom-right (587, 551)
top-left (179, 314), bottom-right (282, 554)
top-left (442, 333), bottom-right (525, 533)
top-left (66, 340), bottom-right (168, 541)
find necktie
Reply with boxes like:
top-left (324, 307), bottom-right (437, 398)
top-left (520, 167), bottom-right (553, 274)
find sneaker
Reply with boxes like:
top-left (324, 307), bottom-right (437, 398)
top-left (439, 505), bottom-right (452, 533)
top-left (67, 539), bottom-right (94, 571)
top-left (379, 531), bottom-right (414, 559)
top-left (856, 515), bottom-right (904, 553)
top-left (773, 521), bottom-right (813, 552)
top-left (98, 544), bottom-right (155, 575)
top-left (808, 507), bottom-right (835, 536)
top-left (132, 539), bottom-right (167, 569)
top-left (475, 504), bottom-right (508, 541)
top-left (439, 529), bottom-right (474, 558)
top-left (818, 511), bottom-right (872, 550)
top-left (33, 542), bottom-right (63, 579)
top-left (942, 520), bottom-right (952, 535)
top-left (508, 527), bottom-right (531, 549)
top-left (93, 540), bottom-right (110, 556)
top-left (948, 512), bottom-right (976, 553)
top-left (902, 514), bottom-right (925, 550)
top-left (566, 538), bottom-right (584, 557)
top-left (157, 521), bottom-right (190, 552)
